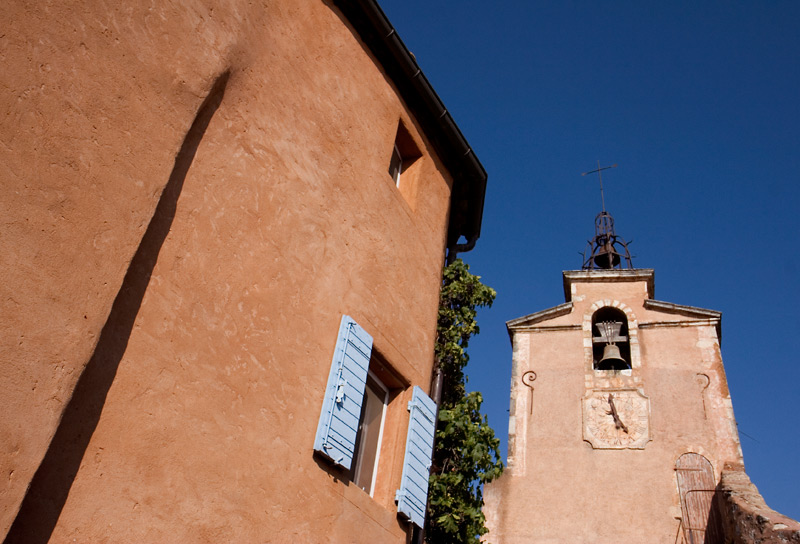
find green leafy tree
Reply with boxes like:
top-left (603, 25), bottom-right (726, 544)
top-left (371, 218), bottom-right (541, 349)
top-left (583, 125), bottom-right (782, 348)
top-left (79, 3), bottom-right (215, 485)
top-left (427, 259), bottom-right (504, 543)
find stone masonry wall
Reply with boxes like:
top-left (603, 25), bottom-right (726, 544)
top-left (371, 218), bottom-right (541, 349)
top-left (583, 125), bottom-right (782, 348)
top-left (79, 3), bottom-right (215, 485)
top-left (716, 465), bottom-right (800, 543)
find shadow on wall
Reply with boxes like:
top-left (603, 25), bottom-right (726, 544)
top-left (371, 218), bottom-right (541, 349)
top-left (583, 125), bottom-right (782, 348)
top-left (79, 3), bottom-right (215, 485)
top-left (5, 70), bottom-right (231, 544)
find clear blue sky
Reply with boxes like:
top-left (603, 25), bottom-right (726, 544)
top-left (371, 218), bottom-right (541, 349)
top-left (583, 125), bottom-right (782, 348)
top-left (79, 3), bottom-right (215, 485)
top-left (380, 0), bottom-right (800, 520)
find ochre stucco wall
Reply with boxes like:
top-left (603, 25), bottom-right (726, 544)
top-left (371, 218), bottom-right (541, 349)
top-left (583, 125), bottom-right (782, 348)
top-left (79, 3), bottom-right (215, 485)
top-left (1, 1), bottom-right (454, 541)
top-left (484, 272), bottom-right (743, 544)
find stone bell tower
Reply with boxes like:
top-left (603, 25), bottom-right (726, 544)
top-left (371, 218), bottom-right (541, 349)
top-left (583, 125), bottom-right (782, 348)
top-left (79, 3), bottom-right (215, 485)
top-left (482, 207), bottom-right (746, 543)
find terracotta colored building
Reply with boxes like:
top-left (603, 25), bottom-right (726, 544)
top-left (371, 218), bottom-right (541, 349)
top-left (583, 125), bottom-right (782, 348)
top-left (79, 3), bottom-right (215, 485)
top-left (483, 215), bottom-right (800, 543)
top-left (0, 1), bottom-right (487, 542)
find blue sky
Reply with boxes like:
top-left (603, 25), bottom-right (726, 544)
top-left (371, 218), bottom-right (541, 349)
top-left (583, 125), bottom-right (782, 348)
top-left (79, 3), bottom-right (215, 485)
top-left (380, 0), bottom-right (800, 520)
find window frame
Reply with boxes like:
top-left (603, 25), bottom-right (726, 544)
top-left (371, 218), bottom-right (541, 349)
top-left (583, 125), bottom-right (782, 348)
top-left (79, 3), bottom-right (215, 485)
top-left (388, 143), bottom-right (404, 186)
top-left (351, 370), bottom-right (389, 496)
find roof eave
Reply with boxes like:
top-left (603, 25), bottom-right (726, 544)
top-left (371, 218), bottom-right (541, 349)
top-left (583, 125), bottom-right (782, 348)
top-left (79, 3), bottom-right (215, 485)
top-left (333, 0), bottom-right (488, 247)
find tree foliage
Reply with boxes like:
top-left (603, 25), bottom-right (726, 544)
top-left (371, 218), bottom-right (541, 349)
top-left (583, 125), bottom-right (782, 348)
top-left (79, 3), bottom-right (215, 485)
top-left (427, 259), bottom-right (504, 543)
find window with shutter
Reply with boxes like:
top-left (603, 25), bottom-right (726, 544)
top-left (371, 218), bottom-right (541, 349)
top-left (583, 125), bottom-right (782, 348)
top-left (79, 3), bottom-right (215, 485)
top-left (315, 316), bottom-right (436, 529)
top-left (313, 315), bottom-right (373, 470)
top-left (395, 386), bottom-right (437, 528)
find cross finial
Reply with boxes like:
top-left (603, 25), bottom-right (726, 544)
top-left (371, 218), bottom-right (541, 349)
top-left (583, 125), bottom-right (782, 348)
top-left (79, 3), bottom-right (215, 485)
top-left (581, 161), bottom-right (617, 213)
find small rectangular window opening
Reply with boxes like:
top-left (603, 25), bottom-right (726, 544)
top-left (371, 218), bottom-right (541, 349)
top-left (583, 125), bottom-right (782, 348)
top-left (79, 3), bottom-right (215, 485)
top-left (388, 121), bottom-right (421, 188)
top-left (351, 372), bottom-right (389, 496)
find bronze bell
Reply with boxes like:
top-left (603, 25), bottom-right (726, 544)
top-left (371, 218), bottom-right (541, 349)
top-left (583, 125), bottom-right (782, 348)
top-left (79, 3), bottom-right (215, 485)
top-left (592, 242), bottom-right (621, 269)
top-left (597, 343), bottom-right (628, 370)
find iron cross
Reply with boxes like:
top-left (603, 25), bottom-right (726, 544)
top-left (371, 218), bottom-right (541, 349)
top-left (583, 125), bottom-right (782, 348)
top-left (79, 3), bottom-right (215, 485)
top-left (581, 161), bottom-right (618, 213)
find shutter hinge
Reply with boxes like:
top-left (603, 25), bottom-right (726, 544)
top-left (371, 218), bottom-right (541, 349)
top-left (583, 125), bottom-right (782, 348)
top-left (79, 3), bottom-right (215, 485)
top-left (335, 379), bottom-right (347, 404)
top-left (322, 443), bottom-right (344, 464)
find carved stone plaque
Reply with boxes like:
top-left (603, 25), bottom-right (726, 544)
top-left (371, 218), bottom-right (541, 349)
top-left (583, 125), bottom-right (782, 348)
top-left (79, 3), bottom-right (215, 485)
top-left (583, 389), bottom-right (650, 449)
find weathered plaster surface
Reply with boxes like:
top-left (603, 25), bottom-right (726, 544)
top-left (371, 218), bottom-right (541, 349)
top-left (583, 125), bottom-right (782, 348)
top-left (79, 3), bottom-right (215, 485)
top-left (1, 1), bottom-right (453, 541)
top-left (484, 271), bottom-right (744, 543)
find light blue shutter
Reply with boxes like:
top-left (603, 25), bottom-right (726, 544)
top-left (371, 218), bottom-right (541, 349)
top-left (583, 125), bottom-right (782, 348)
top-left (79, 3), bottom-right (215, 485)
top-left (395, 386), bottom-right (437, 528)
top-left (313, 315), bottom-right (373, 470)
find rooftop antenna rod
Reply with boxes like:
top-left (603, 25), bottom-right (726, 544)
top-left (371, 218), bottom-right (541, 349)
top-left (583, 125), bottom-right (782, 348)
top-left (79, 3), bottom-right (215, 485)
top-left (581, 161), bottom-right (617, 213)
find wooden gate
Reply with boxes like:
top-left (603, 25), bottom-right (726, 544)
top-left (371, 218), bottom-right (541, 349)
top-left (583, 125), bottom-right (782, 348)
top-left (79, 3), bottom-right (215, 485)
top-left (675, 453), bottom-right (723, 544)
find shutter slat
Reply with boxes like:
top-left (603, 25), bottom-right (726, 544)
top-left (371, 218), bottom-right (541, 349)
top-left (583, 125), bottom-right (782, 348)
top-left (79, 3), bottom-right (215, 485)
top-left (313, 315), bottom-right (372, 469)
top-left (396, 386), bottom-right (437, 528)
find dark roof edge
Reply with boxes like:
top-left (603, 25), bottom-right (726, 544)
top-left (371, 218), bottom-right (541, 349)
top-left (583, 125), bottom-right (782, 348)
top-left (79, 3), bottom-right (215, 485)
top-left (333, 0), bottom-right (488, 246)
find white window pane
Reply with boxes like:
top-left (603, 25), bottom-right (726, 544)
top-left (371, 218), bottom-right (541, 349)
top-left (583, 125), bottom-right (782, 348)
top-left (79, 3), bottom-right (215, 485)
top-left (352, 375), bottom-right (388, 494)
top-left (388, 145), bottom-right (403, 185)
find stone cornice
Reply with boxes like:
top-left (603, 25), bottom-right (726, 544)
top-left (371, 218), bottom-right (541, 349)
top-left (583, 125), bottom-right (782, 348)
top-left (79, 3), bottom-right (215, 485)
top-left (506, 302), bottom-right (573, 331)
top-left (562, 269), bottom-right (655, 302)
top-left (643, 299), bottom-right (722, 342)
